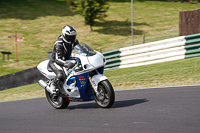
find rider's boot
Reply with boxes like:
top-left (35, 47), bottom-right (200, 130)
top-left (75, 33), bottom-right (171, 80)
top-left (51, 78), bottom-right (66, 95)
top-left (48, 79), bottom-right (59, 94)
top-left (48, 82), bottom-right (57, 94)
top-left (56, 81), bottom-right (65, 95)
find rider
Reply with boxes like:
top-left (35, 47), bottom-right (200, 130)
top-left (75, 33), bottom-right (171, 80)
top-left (49, 25), bottom-right (79, 94)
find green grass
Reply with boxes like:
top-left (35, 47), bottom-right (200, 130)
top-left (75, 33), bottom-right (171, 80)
top-left (0, 83), bottom-right (45, 102)
top-left (0, 0), bottom-right (200, 76)
top-left (1, 56), bottom-right (200, 102)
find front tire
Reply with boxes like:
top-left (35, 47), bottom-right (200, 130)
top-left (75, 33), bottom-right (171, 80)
top-left (92, 80), bottom-right (115, 108)
top-left (45, 90), bottom-right (70, 109)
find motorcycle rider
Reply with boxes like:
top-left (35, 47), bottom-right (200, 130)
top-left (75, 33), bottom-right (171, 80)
top-left (49, 25), bottom-right (79, 94)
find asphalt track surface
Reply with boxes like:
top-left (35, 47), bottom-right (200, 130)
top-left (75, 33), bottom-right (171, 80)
top-left (1, 85), bottom-right (200, 133)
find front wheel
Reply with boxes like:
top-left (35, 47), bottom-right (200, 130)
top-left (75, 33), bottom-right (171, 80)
top-left (92, 80), bottom-right (115, 108)
top-left (45, 90), bottom-right (70, 109)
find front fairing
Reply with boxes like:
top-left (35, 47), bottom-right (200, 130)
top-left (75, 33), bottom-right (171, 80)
top-left (79, 51), bottom-right (105, 69)
top-left (63, 43), bottom-right (106, 101)
top-left (72, 43), bottom-right (106, 70)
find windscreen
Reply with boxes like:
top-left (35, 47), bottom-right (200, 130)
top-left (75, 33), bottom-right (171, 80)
top-left (73, 43), bottom-right (96, 56)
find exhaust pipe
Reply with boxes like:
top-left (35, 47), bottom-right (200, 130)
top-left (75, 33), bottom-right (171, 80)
top-left (38, 80), bottom-right (54, 94)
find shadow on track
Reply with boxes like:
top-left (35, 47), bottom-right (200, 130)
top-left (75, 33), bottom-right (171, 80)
top-left (113, 99), bottom-right (149, 108)
top-left (67, 99), bottom-right (148, 110)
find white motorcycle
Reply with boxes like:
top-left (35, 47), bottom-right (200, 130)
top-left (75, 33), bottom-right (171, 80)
top-left (37, 43), bottom-right (115, 109)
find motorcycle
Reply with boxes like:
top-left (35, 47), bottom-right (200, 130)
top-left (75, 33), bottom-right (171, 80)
top-left (37, 43), bottom-right (115, 109)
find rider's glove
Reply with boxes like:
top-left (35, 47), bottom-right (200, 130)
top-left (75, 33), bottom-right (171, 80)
top-left (64, 62), bottom-right (74, 69)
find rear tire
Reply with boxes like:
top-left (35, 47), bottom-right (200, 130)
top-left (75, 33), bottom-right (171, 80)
top-left (92, 80), bottom-right (115, 108)
top-left (45, 90), bottom-right (70, 109)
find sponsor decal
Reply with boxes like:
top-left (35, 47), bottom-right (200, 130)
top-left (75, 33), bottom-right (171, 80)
top-left (79, 76), bottom-right (86, 87)
top-left (79, 76), bottom-right (85, 80)
top-left (92, 81), bottom-right (97, 87)
top-left (39, 70), bottom-right (47, 75)
top-left (80, 81), bottom-right (86, 84)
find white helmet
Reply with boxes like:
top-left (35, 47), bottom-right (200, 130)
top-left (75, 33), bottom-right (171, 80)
top-left (62, 25), bottom-right (77, 44)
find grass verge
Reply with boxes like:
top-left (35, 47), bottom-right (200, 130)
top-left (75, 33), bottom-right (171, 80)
top-left (0, 83), bottom-right (45, 103)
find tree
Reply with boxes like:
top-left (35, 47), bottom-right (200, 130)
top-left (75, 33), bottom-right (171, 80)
top-left (67, 0), bottom-right (109, 31)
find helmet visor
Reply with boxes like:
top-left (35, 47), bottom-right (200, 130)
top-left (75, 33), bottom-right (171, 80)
top-left (64, 35), bottom-right (76, 44)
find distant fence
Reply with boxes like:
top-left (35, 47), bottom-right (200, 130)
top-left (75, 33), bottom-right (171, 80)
top-left (179, 9), bottom-right (200, 36)
top-left (103, 33), bottom-right (200, 70)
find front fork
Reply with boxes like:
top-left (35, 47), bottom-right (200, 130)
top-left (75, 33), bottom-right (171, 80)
top-left (88, 71), bottom-right (108, 96)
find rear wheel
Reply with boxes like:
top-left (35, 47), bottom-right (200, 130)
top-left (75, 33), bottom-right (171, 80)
top-left (45, 90), bottom-right (70, 109)
top-left (92, 80), bottom-right (115, 108)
